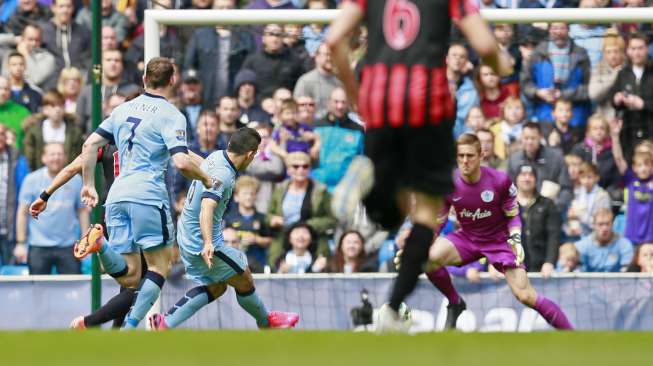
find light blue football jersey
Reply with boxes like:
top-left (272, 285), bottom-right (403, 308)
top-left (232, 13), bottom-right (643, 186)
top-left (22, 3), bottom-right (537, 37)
top-left (96, 92), bottom-right (188, 207)
top-left (177, 150), bottom-right (237, 255)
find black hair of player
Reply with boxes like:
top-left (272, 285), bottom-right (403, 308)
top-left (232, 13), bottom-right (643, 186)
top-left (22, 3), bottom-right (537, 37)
top-left (227, 127), bottom-right (261, 155)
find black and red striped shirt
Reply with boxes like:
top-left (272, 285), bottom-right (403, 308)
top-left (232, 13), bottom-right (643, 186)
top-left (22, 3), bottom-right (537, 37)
top-left (352, 0), bottom-right (478, 129)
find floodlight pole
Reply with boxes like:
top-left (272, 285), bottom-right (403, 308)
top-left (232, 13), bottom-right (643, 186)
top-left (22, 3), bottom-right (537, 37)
top-left (90, 0), bottom-right (102, 312)
top-left (144, 7), bottom-right (653, 64)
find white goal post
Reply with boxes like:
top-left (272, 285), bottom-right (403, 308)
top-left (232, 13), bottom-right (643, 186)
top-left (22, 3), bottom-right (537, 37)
top-left (144, 7), bottom-right (653, 64)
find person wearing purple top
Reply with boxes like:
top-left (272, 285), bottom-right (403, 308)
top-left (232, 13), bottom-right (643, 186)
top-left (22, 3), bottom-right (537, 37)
top-left (624, 152), bottom-right (653, 245)
top-left (424, 133), bottom-right (573, 330)
top-left (269, 99), bottom-right (319, 161)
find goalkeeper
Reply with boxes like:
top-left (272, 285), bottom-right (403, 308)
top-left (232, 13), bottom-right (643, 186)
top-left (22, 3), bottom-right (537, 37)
top-left (397, 134), bottom-right (573, 330)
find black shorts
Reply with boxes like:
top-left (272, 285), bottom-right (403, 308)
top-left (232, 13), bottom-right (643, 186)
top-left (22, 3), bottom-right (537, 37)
top-left (363, 123), bottom-right (455, 230)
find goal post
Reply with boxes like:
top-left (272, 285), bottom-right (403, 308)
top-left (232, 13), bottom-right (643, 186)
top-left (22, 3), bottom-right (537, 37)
top-left (143, 7), bottom-right (653, 64)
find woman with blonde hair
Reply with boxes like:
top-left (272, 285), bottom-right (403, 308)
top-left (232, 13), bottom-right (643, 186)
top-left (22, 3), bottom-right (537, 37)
top-left (57, 67), bottom-right (84, 115)
top-left (588, 29), bottom-right (625, 121)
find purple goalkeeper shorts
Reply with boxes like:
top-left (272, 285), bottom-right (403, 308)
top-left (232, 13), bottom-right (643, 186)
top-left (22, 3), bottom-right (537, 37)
top-left (445, 230), bottom-right (525, 273)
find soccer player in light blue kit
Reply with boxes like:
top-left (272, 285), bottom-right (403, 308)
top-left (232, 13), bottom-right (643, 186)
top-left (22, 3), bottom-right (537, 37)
top-left (149, 128), bottom-right (299, 330)
top-left (77, 58), bottom-right (214, 329)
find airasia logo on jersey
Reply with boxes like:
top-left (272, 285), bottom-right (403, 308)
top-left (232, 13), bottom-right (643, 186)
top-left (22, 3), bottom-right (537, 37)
top-left (459, 208), bottom-right (492, 221)
top-left (383, 0), bottom-right (420, 51)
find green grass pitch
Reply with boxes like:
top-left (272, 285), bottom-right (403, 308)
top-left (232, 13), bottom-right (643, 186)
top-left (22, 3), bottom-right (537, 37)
top-left (1, 331), bottom-right (651, 366)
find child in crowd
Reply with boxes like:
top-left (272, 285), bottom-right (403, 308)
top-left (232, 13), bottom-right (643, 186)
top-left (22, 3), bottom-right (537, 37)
top-left (277, 222), bottom-right (327, 274)
top-left (543, 99), bottom-right (582, 155)
top-left (565, 153), bottom-right (583, 191)
top-left (566, 162), bottom-right (611, 238)
top-left (628, 242), bottom-right (653, 273)
top-left (464, 106), bottom-right (488, 133)
top-left (624, 152), bottom-right (653, 245)
top-left (225, 176), bottom-right (273, 273)
top-left (556, 242), bottom-right (580, 273)
top-left (493, 96), bottom-right (526, 159)
top-left (269, 99), bottom-right (320, 161)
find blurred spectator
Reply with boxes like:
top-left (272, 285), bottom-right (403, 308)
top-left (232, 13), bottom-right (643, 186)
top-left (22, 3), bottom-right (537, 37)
top-left (571, 114), bottom-right (621, 194)
top-left (521, 22), bottom-right (591, 127)
top-left (0, 124), bottom-right (29, 265)
top-left (330, 230), bottom-right (377, 273)
top-left (76, 0), bottom-right (130, 44)
top-left (542, 98), bottom-right (583, 154)
top-left (247, 0), bottom-right (297, 50)
top-left (225, 175), bottom-right (272, 273)
top-left (297, 95), bottom-right (317, 125)
top-left (242, 23), bottom-right (306, 99)
top-left (609, 33), bottom-right (653, 163)
top-left (516, 164), bottom-right (560, 278)
top-left (293, 43), bottom-right (342, 120)
top-left (22, 90), bottom-right (82, 170)
top-left (267, 151), bottom-right (335, 266)
top-left (302, 0), bottom-right (329, 56)
top-left (0, 75), bottom-right (31, 150)
top-left (56, 67), bottom-right (82, 115)
top-left (5, 51), bottom-right (41, 113)
top-left (282, 23), bottom-right (313, 72)
top-left (627, 242), bottom-right (653, 272)
top-left (447, 43), bottom-right (479, 138)
top-left (575, 208), bottom-right (633, 272)
top-left (268, 87), bottom-right (292, 126)
top-left (494, 96), bottom-right (526, 159)
top-left (269, 98), bottom-right (319, 160)
top-left (233, 69), bottom-right (270, 126)
top-left (4, 0), bottom-right (52, 36)
top-left (566, 162), bottom-right (611, 238)
top-left (556, 242), bottom-right (579, 273)
top-left (126, 18), bottom-right (183, 80)
top-left (216, 96), bottom-right (244, 149)
top-left (589, 29), bottom-right (625, 121)
top-left (184, 0), bottom-right (255, 106)
top-left (475, 64), bottom-right (512, 119)
top-left (276, 222), bottom-right (326, 274)
top-left (223, 227), bottom-right (241, 250)
top-left (101, 26), bottom-right (119, 50)
top-left (477, 128), bottom-right (505, 171)
top-left (1, 23), bottom-right (57, 90)
top-left (14, 143), bottom-right (88, 274)
top-left (178, 69), bottom-right (203, 137)
top-left (508, 122), bottom-right (573, 207)
top-left (102, 92), bottom-right (126, 118)
top-left (623, 151), bottom-right (653, 245)
top-left (191, 109), bottom-right (220, 157)
top-left (565, 153), bottom-right (583, 190)
top-left (494, 23), bottom-right (522, 96)
top-left (76, 49), bottom-right (140, 133)
top-left (464, 106), bottom-right (488, 133)
top-left (569, 0), bottom-right (607, 68)
top-left (244, 122), bottom-right (285, 213)
top-left (312, 87), bottom-right (364, 191)
top-left (41, 0), bottom-right (91, 75)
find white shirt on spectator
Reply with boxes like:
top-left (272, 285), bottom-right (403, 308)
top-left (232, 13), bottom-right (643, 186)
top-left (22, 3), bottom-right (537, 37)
top-left (42, 119), bottom-right (66, 144)
top-left (633, 66), bottom-right (644, 83)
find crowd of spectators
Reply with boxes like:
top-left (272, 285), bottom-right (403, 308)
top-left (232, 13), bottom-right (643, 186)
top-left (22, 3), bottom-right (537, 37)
top-left (1, 0), bottom-right (653, 277)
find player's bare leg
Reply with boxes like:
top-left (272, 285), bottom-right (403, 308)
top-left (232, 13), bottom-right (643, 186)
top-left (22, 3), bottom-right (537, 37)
top-left (378, 191), bottom-right (443, 333)
top-left (331, 155), bottom-right (374, 222)
top-left (150, 282), bottom-right (228, 330)
top-left (122, 247), bottom-right (172, 329)
top-left (226, 269), bottom-right (299, 329)
top-left (504, 268), bottom-right (573, 330)
top-left (425, 237), bottom-right (468, 330)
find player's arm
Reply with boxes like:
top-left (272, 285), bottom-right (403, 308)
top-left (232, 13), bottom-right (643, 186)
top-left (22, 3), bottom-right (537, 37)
top-left (453, 2), bottom-right (512, 77)
top-left (14, 202), bottom-right (29, 263)
top-left (199, 196), bottom-right (219, 268)
top-left (188, 150), bottom-right (206, 167)
top-left (325, 1), bottom-right (364, 109)
top-left (30, 154), bottom-right (85, 218)
top-left (80, 132), bottom-right (110, 207)
top-left (171, 152), bottom-right (213, 189)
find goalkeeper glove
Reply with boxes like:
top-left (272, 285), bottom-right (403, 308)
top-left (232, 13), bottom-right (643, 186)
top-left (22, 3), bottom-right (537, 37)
top-left (508, 230), bottom-right (525, 266)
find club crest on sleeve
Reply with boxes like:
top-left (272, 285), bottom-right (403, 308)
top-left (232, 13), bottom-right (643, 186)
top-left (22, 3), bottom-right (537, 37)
top-left (175, 129), bottom-right (186, 141)
top-left (481, 190), bottom-right (494, 203)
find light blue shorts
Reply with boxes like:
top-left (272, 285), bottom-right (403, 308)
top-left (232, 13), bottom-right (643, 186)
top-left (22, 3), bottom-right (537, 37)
top-left (105, 202), bottom-right (174, 254)
top-left (179, 243), bottom-right (248, 286)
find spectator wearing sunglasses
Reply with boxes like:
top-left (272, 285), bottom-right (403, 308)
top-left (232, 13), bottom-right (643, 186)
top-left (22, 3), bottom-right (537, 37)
top-left (267, 151), bottom-right (336, 267)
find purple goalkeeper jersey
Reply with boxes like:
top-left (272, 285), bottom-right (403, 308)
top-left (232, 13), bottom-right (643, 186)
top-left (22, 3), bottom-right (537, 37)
top-left (443, 166), bottom-right (521, 244)
top-left (624, 170), bottom-right (653, 244)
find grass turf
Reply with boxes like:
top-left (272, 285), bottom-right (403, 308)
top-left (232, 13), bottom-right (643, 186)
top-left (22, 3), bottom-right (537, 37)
top-left (1, 330), bottom-right (651, 366)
